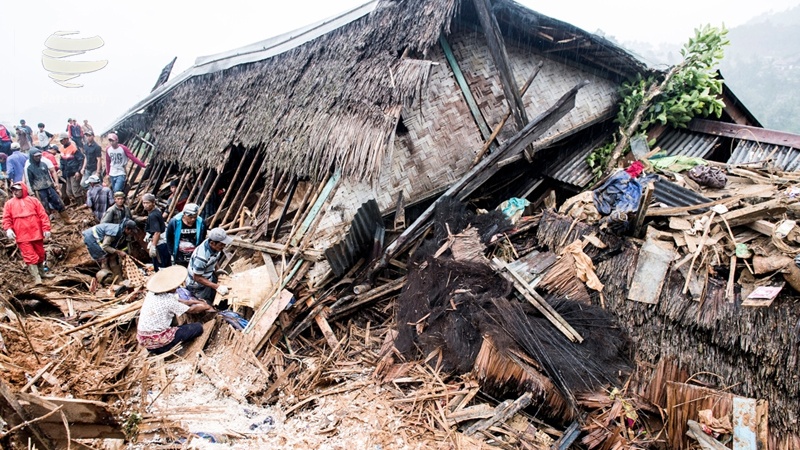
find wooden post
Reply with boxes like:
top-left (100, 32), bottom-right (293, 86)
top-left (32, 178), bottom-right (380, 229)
top-left (210, 149), bottom-right (250, 228)
top-left (271, 176), bottom-right (298, 242)
top-left (198, 168), bottom-right (224, 217)
top-left (251, 171), bottom-right (275, 241)
top-left (439, 35), bottom-right (495, 146)
top-left (133, 160), bottom-right (162, 207)
top-left (221, 155), bottom-right (261, 227)
top-left (166, 171), bottom-right (189, 219)
top-left (472, 0), bottom-right (528, 130)
top-left (186, 169), bottom-right (207, 204)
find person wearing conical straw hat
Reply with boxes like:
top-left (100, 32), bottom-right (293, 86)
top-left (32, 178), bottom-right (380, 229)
top-left (137, 265), bottom-right (215, 354)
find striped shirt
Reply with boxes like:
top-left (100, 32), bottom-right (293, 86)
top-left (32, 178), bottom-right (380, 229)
top-left (185, 240), bottom-right (221, 290)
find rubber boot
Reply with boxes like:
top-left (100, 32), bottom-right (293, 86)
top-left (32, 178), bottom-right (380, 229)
top-left (28, 265), bottom-right (42, 285)
top-left (38, 263), bottom-right (55, 279)
top-left (59, 210), bottom-right (72, 224)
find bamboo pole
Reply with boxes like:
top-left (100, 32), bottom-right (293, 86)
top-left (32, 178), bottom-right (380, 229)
top-left (271, 176), bottom-right (298, 242)
top-left (210, 149), bottom-right (250, 228)
top-left (198, 168), bottom-right (224, 218)
top-left (221, 156), bottom-right (261, 227)
top-left (166, 171), bottom-right (189, 219)
top-left (187, 168), bottom-right (210, 205)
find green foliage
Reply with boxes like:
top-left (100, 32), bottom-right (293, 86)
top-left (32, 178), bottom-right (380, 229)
top-left (586, 25), bottom-right (730, 178)
top-left (122, 411), bottom-right (142, 441)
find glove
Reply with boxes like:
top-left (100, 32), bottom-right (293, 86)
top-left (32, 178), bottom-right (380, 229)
top-left (6, 229), bottom-right (15, 241)
top-left (44, 231), bottom-right (51, 241)
top-left (148, 246), bottom-right (158, 258)
top-left (216, 285), bottom-right (230, 296)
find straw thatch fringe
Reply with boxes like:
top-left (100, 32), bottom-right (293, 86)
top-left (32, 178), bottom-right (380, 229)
top-left (142, 0), bottom-right (458, 180)
top-left (537, 210), bottom-right (800, 441)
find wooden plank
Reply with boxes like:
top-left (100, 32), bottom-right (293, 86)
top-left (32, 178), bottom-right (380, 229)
top-left (464, 392), bottom-right (532, 436)
top-left (472, 0), bottom-right (527, 130)
top-left (229, 239), bottom-right (323, 261)
top-left (261, 252), bottom-right (280, 285)
top-left (180, 318), bottom-right (217, 360)
top-left (491, 258), bottom-right (583, 343)
top-left (632, 182), bottom-right (654, 238)
top-left (439, 35), bottom-right (494, 143)
top-left (0, 379), bottom-right (53, 449)
top-left (628, 235), bottom-right (676, 304)
top-left (687, 420), bottom-right (729, 450)
top-left (714, 198), bottom-right (786, 228)
top-left (244, 289), bottom-right (295, 352)
top-left (17, 392), bottom-right (123, 440)
top-left (290, 170), bottom-right (340, 247)
top-left (688, 118), bottom-right (800, 149)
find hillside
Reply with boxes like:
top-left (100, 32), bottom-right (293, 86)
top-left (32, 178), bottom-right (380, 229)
top-left (620, 6), bottom-right (800, 134)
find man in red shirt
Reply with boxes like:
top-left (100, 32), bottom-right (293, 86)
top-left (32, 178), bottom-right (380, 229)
top-left (2, 182), bottom-right (55, 284)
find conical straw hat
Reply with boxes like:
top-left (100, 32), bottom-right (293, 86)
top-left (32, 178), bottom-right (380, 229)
top-left (146, 265), bottom-right (188, 293)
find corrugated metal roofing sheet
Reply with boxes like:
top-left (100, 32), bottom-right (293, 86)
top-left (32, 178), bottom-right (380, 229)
top-left (727, 140), bottom-right (800, 171)
top-left (324, 199), bottom-right (383, 277)
top-left (658, 128), bottom-right (719, 159)
top-left (548, 128), bottom-right (720, 189)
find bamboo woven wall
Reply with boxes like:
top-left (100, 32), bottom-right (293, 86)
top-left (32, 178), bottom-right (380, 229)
top-left (309, 29), bottom-right (625, 267)
top-left (448, 29), bottom-right (619, 146)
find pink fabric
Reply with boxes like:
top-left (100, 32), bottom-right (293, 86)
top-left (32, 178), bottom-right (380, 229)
top-left (137, 327), bottom-right (178, 350)
top-left (625, 161), bottom-right (645, 178)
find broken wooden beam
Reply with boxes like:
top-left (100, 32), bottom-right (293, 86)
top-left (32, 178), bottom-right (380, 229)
top-left (464, 392), bottom-right (532, 436)
top-left (229, 239), bottom-right (323, 261)
top-left (491, 257), bottom-right (583, 343)
top-left (372, 81), bottom-right (587, 275)
top-left (472, 0), bottom-right (528, 130)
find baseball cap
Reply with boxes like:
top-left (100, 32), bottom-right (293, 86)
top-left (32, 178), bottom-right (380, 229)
top-left (59, 132), bottom-right (69, 140)
top-left (10, 143), bottom-right (20, 150)
top-left (107, 133), bottom-right (118, 142)
top-left (182, 203), bottom-right (199, 216)
top-left (10, 182), bottom-right (23, 190)
top-left (123, 219), bottom-right (138, 230)
top-left (87, 174), bottom-right (101, 184)
top-left (30, 149), bottom-right (43, 157)
top-left (114, 191), bottom-right (125, 198)
top-left (207, 227), bottom-right (233, 245)
top-left (84, 130), bottom-right (94, 136)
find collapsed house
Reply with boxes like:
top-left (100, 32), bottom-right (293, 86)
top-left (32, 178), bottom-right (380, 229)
top-left (2, 0), bottom-right (799, 448)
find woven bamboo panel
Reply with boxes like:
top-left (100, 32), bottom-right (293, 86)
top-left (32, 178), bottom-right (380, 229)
top-left (448, 32), bottom-right (619, 145)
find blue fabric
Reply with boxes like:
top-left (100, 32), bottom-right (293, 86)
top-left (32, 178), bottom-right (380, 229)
top-left (152, 242), bottom-right (173, 272)
top-left (35, 187), bottom-right (64, 212)
top-left (593, 171), bottom-right (644, 215)
top-left (168, 213), bottom-right (205, 256)
top-left (110, 175), bottom-right (125, 194)
top-left (83, 229), bottom-right (107, 260)
top-left (7, 152), bottom-right (28, 183)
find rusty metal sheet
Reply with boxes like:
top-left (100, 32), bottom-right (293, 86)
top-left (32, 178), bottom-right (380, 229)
top-left (325, 199), bottom-right (383, 277)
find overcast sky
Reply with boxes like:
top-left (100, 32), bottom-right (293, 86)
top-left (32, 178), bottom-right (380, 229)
top-left (2, 0), bottom-right (798, 134)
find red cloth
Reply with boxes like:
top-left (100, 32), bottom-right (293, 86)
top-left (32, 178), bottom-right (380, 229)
top-left (17, 240), bottom-right (45, 265)
top-left (2, 184), bottom-right (51, 243)
top-left (625, 161), bottom-right (645, 178)
top-left (43, 152), bottom-right (59, 171)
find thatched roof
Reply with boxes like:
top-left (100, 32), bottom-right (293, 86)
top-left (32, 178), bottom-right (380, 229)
top-left (110, 0), bottom-right (648, 180)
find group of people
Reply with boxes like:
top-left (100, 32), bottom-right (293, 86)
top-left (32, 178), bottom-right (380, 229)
top-left (2, 120), bottom-right (236, 354)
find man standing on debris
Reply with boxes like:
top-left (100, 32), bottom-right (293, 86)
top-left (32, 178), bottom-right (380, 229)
top-left (85, 175), bottom-right (113, 222)
top-left (101, 191), bottom-right (133, 224)
top-left (82, 219), bottom-right (137, 269)
top-left (185, 227), bottom-right (232, 304)
top-left (2, 182), bottom-right (54, 285)
top-left (26, 149), bottom-right (69, 222)
top-left (105, 133), bottom-right (146, 194)
top-left (166, 203), bottom-right (207, 268)
top-left (6, 143), bottom-right (27, 183)
top-left (81, 130), bottom-right (103, 187)
top-left (143, 193), bottom-right (171, 271)
top-left (58, 132), bottom-right (85, 205)
top-left (137, 265), bottom-right (215, 354)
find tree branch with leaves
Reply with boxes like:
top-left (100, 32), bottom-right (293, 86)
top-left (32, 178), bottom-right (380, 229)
top-left (587, 25), bottom-right (730, 178)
